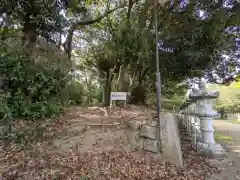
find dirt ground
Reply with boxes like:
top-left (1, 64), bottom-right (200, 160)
top-left (0, 106), bottom-right (223, 180)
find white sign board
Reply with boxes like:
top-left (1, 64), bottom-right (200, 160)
top-left (110, 92), bottom-right (127, 101)
top-left (110, 92), bottom-right (128, 108)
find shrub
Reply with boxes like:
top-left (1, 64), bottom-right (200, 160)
top-left (66, 80), bottom-right (85, 105)
top-left (0, 42), bottom-right (72, 120)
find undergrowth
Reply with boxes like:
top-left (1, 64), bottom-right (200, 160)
top-left (0, 42), bottom-right (84, 144)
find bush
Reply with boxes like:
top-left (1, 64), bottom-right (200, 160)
top-left (66, 81), bottom-right (84, 105)
top-left (64, 80), bottom-right (102, 105)
top-left (0, 42), bottom-right (71, 120)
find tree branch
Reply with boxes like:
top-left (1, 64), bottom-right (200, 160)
top-left (64, 3), bottom-right (126, 59)
top-left (127, 0), bottom-right (134, 19)
top-left (72, 4), bottom-right (126, 28)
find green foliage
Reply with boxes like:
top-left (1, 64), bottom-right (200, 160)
top-left (82, 0), bottom-right (238, 106)
top-left (66, 80), bottom-right (85, 105)
top-left (0, 43), bottom-right (71, 120)
top-left (208, 83), bottom-right (240, 113)
top-left (83, 84), bottom-right (102, 105)
top-left (80, 176), bottom-right (89, 180)
top-left (0, 0), bottom-right (70, 40)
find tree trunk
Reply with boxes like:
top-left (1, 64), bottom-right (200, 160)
top-left (116, 65), bottom-right (130, 106)
top-left (130, 70), bottom-right (146, 104)
top-left (63, 4), bottom-right (125, 59)
top-left (117, 65), bottom-right (130, 92)
top-left (103, 82), bottom-right (110, 106)
top-left (22, 19), bottom-right (37, 49)
top-left (64, 26), bottom-right (76, 59)
top-left (127, 0), bottom-right (134, 19)
top-left (103, 69), bottom-right (114, 106)
top-left (84, 71), bottom-right (92, 104)
top-left (130, 84), bottom-right (146, 104)
top-left (58, 32), bottom-right (62, 49)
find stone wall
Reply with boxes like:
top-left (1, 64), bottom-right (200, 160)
top-left (127, 116), bottom-right (159, 153)
top-left (127, 112), bottom-right (183, 167)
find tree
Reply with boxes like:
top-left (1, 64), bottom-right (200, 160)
top-left (209, 82), bottom-right (240, 114)
top-left (0, 0), bottom-right (69, 45)
top-left (0, 0), bottom-right (126, 57)
top-left (78, 0), bottom-right (239, 105)
top-left (0, 0), bottom-right (239, 108)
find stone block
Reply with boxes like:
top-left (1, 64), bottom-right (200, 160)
top-left (140, 124), bottom-right (158, 140)
top-left (143, 139), bottom-right (160, 153)
top-left (197, 142), bottom-right (226, 158)
top-left (127, 120), bottom-right (142, 131)
top-left (162, 112), bottom-right (183, 167)
top-left (128, 131), bottom-right (141, 150)
top-left (148, 119), bottom-right (158, 127)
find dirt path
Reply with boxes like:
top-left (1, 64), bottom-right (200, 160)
top-left (209, 120), bottom-right (240, 180)
top-left (1, 106), bottom-right (220, 180)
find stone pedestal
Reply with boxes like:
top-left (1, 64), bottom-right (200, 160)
top-left (197, 142), bottom-right (226, 158)
top-left (199, 116), bottom-right (215, 143)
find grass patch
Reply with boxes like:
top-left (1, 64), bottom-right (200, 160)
top-left (214, 132), bottom-right (233, 143)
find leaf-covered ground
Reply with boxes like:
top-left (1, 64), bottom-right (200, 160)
top-left (1, 106), bottom-right (220, 180)
top-left (1, 144), bottom-right (218, 180)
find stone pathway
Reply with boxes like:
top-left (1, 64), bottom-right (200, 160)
top-left (208, 120), bottom-right (240, 180)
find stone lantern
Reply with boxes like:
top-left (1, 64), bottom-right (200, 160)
top-left (189, 78), bottom-right (225, 157)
